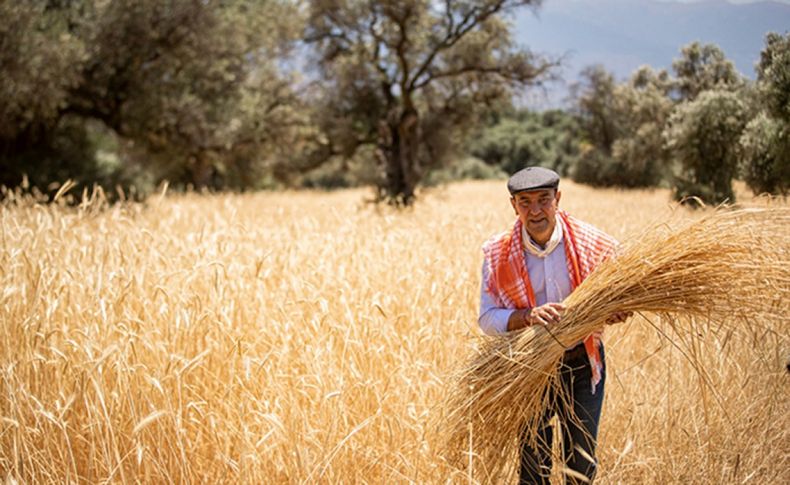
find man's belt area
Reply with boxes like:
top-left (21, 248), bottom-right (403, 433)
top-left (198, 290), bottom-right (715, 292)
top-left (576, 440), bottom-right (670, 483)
top-left (562, 343), bottom-right (589, 364)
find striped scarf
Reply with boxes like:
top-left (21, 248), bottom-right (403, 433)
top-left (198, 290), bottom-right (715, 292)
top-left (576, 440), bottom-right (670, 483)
top-left (482, 210), bottom-right (618, 392)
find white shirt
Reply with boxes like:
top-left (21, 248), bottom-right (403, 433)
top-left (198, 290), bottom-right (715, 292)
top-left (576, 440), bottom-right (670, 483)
top-left (478, 237), bottom-right (573, 335)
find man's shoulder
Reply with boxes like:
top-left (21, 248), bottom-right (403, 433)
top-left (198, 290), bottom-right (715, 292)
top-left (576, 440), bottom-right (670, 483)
top-left (482, 229), bottom-right (511, 252)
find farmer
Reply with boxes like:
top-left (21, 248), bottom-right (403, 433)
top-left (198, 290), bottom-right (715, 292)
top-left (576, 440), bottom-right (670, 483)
top-left (478, 166), bottom-right (628, 485)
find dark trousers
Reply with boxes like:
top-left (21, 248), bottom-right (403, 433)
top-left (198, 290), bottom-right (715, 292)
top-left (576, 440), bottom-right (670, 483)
top-left (518, 345), bottom-right (606, 485)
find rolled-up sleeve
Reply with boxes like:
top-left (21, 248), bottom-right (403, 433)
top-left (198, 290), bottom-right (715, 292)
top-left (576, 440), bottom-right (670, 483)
top-left (478, 260), bottom-right (514, 335)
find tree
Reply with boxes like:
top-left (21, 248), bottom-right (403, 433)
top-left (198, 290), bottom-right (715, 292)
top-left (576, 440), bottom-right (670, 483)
top-left (304, 0), bottom-right (554, 205)
top-left (608, 66), bottom-right (674, 187)
top-left (739, 32), bottom-right (790, 196)
top-left (664, 89), bottom-right (748, 204)
top-left (568, 43), bottom-right (745, 192)
top-left (0, 3), bottom-right (99, 190)
top-left (739, 112), bottom-right (789, 195)
top-left (571, 65), bottom-right (621, 157)
top-left (0, 1), bottom-right (304, 195)
top-left (756, 32), bottom-right (790, 123)
top-left (467, 109), bottom-right (581, 177)
top-left (568, 65), bottom-right (623, 186)
top-left (570, 65), bottom-right (675, 188)
top-left (671, 41), bottom-right (743, 102)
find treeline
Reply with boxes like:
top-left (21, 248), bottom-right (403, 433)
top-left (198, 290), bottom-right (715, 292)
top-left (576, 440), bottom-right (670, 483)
top-left (1, 2), bottom-right (788, 205)
top-left (474, 38), bottom-right (790, 204)
top-left (1, 0), bottom-right (553, 205)
top-left (1, 1), bottom-right (307, 197)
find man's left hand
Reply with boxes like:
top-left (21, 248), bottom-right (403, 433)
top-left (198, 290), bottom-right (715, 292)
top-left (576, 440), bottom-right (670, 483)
top-left (605, 311), bottom-right (633, 325)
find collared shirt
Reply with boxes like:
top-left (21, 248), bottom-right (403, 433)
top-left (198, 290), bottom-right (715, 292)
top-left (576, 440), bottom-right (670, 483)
top-left (478, 235), bottom-right (573, 335)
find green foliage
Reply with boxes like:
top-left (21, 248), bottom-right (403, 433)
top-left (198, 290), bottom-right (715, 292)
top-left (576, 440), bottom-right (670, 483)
top-left (305, 0), bottom-right (554, 205)
top-left (737, 32), bottom-right (790, 197)
top-left (569, 65), bottom-right (669, 188)
top-left (570, 143), bottom-right (616, 187)
top-left (467, 109), bottom-right (580, 176)
top-left (568, 42), bottom-right (747, 192)
top-left (756, 32), bottom-right (790, 123)
top-left (0, 0), bottom-right (305, 197)
top-left (572, 65), bottom-right (622, 157)
top-left (608, 66), bottom-right (674, 187)
top-left (739, 112), bottom-right (790, 196)
top-left (671, 42), bottom-right (743, 101)
top-left (0, 4), bottom-right (84, 139)
top-left (0, 117), bottom-right (97, 190)
top-left (566, 65), bottom-right (618, 186)
top-left (0, 3), bottom-right (90, 191)
top-left (664, 89), bottom-right (749, 204)
top-left (299, 146), bottom-right (384, 190)
top-left (423, 157), bottom-right (507, 186)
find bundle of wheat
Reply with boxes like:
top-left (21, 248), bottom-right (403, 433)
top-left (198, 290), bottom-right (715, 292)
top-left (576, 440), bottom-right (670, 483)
top-left (440, 207), bottom-right (790, 481)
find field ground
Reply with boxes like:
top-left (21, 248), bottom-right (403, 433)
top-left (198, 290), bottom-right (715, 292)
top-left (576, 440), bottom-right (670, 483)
top-left (1, 180), bottom-right (788, 483)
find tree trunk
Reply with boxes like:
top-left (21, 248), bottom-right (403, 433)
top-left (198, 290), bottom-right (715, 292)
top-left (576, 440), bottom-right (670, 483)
top-left (190, 152), bottom-right (215, 190)
top-left (382, 109), bottom-right (420, 205)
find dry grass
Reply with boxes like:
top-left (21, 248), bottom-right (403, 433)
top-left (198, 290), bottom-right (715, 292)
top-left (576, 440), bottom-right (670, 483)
top-left (0, 180), bottom-right (788, 484)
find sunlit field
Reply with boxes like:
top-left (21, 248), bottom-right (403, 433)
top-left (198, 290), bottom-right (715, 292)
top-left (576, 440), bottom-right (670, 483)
top-left (1, 180), bottom-right (787, 484)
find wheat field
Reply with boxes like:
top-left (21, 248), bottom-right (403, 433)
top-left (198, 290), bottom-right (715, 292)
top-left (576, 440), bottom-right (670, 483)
top-left (1, 180), bottom-right (788, 484)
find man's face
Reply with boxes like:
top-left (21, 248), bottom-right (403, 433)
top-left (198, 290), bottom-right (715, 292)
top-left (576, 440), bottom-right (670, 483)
top-left (510, 188), bottom-right (561, 244)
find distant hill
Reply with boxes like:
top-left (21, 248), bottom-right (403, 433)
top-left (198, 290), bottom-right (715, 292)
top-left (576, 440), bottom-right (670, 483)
top-left (514, 0), bottom-right (790, 107)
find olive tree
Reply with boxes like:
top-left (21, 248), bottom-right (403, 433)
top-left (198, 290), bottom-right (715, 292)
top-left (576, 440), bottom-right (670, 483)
top-left (739, 32), bottom-right (790, 196)
top-left (304, 0), bottom-right (554, 205)
top-left (664, 89), bottom-right (748, 204)
top-left (0, 0), bottom-right (304, 194)
top-left (672, 41), bottom-right (743, 102)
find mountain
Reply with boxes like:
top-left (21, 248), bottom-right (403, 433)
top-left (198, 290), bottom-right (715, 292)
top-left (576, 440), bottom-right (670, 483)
top-left (514, 0), bottom-right (790, 107)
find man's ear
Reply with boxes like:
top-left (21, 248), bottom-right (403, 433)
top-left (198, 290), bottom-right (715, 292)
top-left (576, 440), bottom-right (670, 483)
top-left (555, 190), bottom-right (562, 206)
top-left (510, 197), bottom-right (517, 215)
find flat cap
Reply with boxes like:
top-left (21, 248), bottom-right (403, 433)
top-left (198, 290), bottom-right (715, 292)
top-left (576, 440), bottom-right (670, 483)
top-left (507, 166), bottom-right (560, 195)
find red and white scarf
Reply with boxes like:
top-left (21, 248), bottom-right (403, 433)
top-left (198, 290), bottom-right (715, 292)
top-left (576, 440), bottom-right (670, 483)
top-left (482, 210), bottom-right (618, 392)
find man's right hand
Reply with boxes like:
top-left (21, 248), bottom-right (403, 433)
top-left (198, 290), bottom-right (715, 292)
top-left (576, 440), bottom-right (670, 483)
top-left (507, 302), bottom-right (566, 331)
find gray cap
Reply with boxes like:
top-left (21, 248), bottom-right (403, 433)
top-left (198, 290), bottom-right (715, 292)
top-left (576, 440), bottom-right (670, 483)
top-left (507, 167), bottom-right (560, 195)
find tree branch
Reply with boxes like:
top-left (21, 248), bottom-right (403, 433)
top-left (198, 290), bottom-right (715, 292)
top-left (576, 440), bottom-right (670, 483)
top-left (413, 55), bottom-right (554, 90)
top-left (408, 0), bottom-right (526, 91)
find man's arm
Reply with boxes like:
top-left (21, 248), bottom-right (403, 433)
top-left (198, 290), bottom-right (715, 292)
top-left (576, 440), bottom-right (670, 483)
top-left (478, 261), bottom-right (515, 335)
top-left (479, 261), bottom-right (566, 333)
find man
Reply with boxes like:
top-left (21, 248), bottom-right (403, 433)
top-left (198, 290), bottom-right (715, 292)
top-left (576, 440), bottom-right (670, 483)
top-left (478, 166), bottom-right (627, 484)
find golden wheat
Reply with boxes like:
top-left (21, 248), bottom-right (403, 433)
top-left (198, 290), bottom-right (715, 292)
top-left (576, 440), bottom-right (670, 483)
top-left (0, 181), bottom-right (787, 484)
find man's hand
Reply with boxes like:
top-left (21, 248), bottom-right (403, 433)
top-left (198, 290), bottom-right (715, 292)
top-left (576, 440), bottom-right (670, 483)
top-left (529, 302), bottom-right (566, 326)
top-left (507, 303), bottom-right (565, 331)
top-left (605, 311), bottom-right (633, 325)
